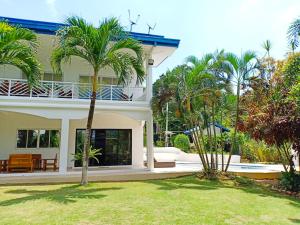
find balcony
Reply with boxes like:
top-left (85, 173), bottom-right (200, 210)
top-left (0, 78), bottom-right (146, 102)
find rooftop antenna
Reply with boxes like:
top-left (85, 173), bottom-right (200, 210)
top-left (147, 23), bottom-right (156, 34)
top-left (128, 9), bottom-right (140, 32)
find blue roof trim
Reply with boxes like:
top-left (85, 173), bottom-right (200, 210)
top-left (0, 16), bottom-right (180, 48)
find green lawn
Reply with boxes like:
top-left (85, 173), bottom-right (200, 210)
top-left (0, 176), bottom-right (299, 225)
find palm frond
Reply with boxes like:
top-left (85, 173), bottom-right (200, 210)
top-left (0, 21), bottom-right (41, 85)
top-left (52, 16), bottom-right (145, 85)
top-left (287, 18), bottom-right (300, 48)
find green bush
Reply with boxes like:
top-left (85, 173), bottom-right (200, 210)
top-left (241, 139), bottom-right (281, 163)
top-left (174, 134), bottom-right (190, 152)
top-left (279, 171), bottom-right (300, 192)
top-left (155, 140), bottom-right (165, 147)
top-left (170, 135), bottom-right (176, 146)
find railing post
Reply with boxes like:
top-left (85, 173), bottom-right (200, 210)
top-left (128, 86), bottom-right (130, 101)
top-left (8, 80), bottom-right (11, 96)
top-left (29, 87), bottom-right (32, 98)
top-left (51, 81), bottom-right (54, 98)
top-left (71, 83), bottom-right (74, 99)
top-left (110, 85), bottom-right (113, 101)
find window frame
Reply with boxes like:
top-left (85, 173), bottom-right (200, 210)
top-left (79, 75), bottom-right (119, 86)
top-left (22, 72), bottom-right (63, 82)
top-left (16, 129), bottom-right (61, 149)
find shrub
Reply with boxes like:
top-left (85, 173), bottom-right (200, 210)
top-left (174, 134), bottom-right (190, 152)
top-left (170, 135), bottom-right (176, 146)
top-left (155, 140), bottom-right (165, 147)
top-left (279, 171), bottom-right (300, 192)
top-left (241, 139), bottom-right (281, 163)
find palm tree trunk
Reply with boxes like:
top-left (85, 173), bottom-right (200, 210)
top-left (225, 80), bottom-right (240, 171)
top-left (81, 72), bottom-right (98, 185)
top-left (212, 104), bottom-right (218, 170)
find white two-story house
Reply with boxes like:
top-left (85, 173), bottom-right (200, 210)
top-left (0, 16), bottom-right (180, 175)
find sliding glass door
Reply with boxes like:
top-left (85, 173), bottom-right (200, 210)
top-left (75, 129), bottom-right (132, 167)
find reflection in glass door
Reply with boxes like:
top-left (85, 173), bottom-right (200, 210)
top-left (75, 129), bottom-right (132, 167)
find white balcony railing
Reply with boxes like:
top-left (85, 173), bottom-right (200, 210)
top-left (0, 78), bottom-right (146, 102)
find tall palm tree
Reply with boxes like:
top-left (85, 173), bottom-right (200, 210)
top-left (186, 51), bottom-right (232, 172)
top-left (0, 21), bottom-right (41, 85)
top-left (287, 17), bottom-right (300, 50)
top-left (51, 16), bottom-right (145, 185)
top-left (224, 51), bottom-right (257, 171)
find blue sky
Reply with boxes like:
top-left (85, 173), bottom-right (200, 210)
top-left (0, 0), bottom-right (300, 80)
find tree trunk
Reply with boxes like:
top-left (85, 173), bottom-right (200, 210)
top-left (212, 104), bottom-right (218, 170)
top-left (225, 80), bottom-right (240, 171)
top-left (81, 72), bottom-right (98, 185)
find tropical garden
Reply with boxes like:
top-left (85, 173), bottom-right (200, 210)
top-left (152, 20), bottom-right (300, 191)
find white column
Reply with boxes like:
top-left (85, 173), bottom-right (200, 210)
top-left (146, 111), bottom-right (154, 170)
top-left (59, 118), bottom-right (69, 174)
top-left (132, 121), bottom-right (144, 169)
top-left (146, 57), bottom-right (153, 102)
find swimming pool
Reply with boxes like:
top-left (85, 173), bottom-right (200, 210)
top-left (174, 162), bottom-right (284, 179)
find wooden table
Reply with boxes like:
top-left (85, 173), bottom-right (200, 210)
top-left (0, 159), bottom-right (8, 172)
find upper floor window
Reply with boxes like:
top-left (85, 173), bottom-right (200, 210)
top-left (43, 72), bottom-right (62, 81)
top-left (79, 75), bottom-right (118, 85)
top-left (102, 77), bottom-right (118, 85)
top-left (22, 72), bottom-right (62, 82)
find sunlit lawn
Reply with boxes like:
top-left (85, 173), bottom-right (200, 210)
top-left (0, 176), bottom-right (299, 225)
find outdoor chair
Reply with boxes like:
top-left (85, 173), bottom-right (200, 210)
top-left (32, 154), bottom-right (42, 170)
top-left (42, 153), bottom-right (58, 171)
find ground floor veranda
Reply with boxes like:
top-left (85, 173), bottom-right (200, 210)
top-left (0, 108), bottom-right (298, 184)
top-left (0, 107), bottom-right (155, 175)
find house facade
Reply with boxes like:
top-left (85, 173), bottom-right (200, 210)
top-left (0, 17), bottom-right (180, 174)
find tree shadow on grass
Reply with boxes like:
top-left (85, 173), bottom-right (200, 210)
top-left (145, 175), bottom-right (300, 207)
top-left (0, 184), bottom-right (122, 206)
top-left (145, 175), bottom-right (220, 191)
top-left (289, 218), bottom-right (300, 224)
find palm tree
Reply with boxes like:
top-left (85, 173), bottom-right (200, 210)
top-left (0, 21), bottom-right (41, 85)
top-left (224, 51), bottom-right (257, 171)
top-left (186, 51), bottom-right (232, 173)
top-left (51, 16), bottom-right (145, 185)
top-left (262, 40), bottom-right (272, 57)
top-left (287, 17), bottom-right (300, 50)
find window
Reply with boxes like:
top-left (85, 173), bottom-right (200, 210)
top-left (50, 130), bottom-right (60, 147)
top-left (17, 129), bottom-right (60, 149)
top-left (22, 72), bottom-right (62, 81)
top-left (43, 73), bottom-right (62, 81)
top-left (27, 130), bottom-right (38, 148)
top-left (79, 75), bottom-right (100, 84)
top-left (79, 75), bottom-right (118, 85)
top-left (17, 130), bottom-right (27, 148)
top-left (102, 77), bottom-right (118, 85)
top-left (39, 130), bottom-right (49, 148)
top-left (75, 129), bottom-right (132, 167)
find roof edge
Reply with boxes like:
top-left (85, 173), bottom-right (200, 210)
top-left (0, 16), bottom-right (180, 48)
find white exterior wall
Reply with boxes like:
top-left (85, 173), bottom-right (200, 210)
top-left (68, 113), bottom-right (144, 169)
top-left (0, 111), bottom-right (144, 169)
top-left (0, 34), bottom-right (141, 85)
top-left (0, 112), bottom-right (60, 159)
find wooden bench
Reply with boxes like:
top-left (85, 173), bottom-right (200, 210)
top-left (7, 154), bottom-right (34, 172)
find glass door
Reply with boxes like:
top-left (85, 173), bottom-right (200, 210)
top-left (75, 129), bottom-right (132, 167)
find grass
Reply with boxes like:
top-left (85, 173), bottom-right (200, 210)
top-left (0, 176), bottom-right (299, 225)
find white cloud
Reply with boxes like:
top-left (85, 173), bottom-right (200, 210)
top-left (46, 0), bottom-right (58, 18)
